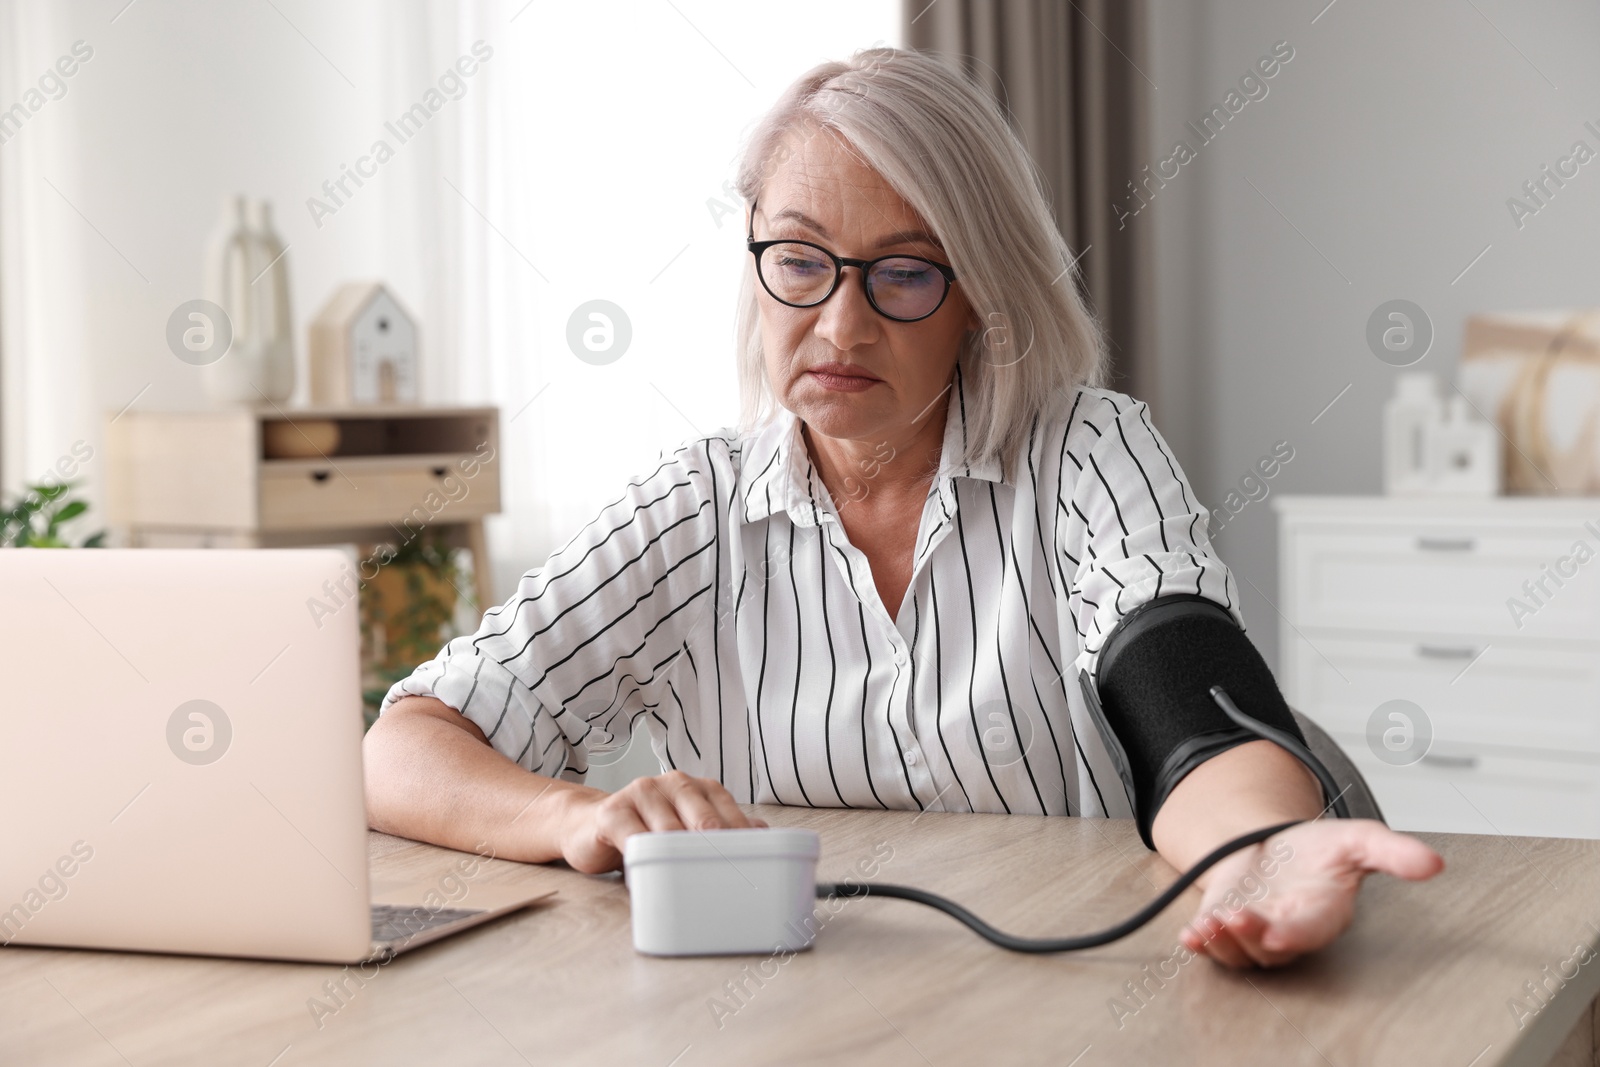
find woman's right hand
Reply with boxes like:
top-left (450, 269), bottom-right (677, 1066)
top-left (556, 770), bottom-right (767, 874)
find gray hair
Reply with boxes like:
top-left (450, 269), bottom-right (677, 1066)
top-left (731, 46), bottom-right (1109, 473)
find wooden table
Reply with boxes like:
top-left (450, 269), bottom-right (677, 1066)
top-left (5, 807), bottom-right (1600, 1066)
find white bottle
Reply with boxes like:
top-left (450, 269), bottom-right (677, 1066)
top-left (248, 199), bottom-right (295, 401)
top-left (1384, 373), bottom-right (1443, 495)
top-left (200, 195), bottom-right (294, 403)
top-left (1431, 394), bottom-right (1502, 496)
top-left (200, 195), bottom-right (256, 404)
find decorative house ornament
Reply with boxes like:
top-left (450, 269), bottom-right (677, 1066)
top-left (1384, 372), bottom-right (1501, 496)
top-left (1458, 309), bottom-right (1600, 493)
top-left (308, 282), bottom-right (419, 406)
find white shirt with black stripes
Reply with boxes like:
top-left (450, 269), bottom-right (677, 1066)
top-left (380, 366), bottom-right (1240, 818)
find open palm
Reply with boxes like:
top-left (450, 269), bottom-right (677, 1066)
top-left (1179, 819), bottom-right (1445, 968)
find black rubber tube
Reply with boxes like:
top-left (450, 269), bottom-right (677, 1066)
top-left (816, 818), bottom-right (1301, 953)
top-left (1210, 685), bottom-right (1351, 820)
top-left (814, 686), bottom-right (1347, 953)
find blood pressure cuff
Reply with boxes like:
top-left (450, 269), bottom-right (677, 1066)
top-left (1077, 593), bottom-right (1311, 850)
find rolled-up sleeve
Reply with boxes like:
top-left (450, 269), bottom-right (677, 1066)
top-left (1059, 395), bottom-right (1240, 674)
top-left (380, 439), bottom-right (722, 780)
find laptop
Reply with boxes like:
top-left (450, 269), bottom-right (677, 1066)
top-left (0, 547), bottom-right (553, 964)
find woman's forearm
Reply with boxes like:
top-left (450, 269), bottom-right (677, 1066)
top-left (363, 696), bottom-right (601, 863)
top-left (1149, 739), bottom-right (1325, 878)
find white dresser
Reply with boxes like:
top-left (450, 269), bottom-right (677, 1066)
top-left (1275, 495), bottom-right (1600, 838)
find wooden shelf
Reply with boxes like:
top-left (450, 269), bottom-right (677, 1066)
top-left (105, 405), bottom-right (501, 608)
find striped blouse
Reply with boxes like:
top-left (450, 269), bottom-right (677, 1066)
top-left (380, 365), bottom-right (1240, 818)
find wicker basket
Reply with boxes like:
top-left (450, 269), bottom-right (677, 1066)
top-left (1458, 310), bottom-right (1600, 494)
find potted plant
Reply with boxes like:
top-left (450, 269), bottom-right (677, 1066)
top-left (358, 529), bottom-right (470, 728)
top-left (2, 482), bottom-right (105, 547)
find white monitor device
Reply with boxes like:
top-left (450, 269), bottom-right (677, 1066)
top-left (0, 548), bottom-right (549, 963)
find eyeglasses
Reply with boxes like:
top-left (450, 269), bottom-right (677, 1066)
top-left (746, 196), bottom-right (958, 323)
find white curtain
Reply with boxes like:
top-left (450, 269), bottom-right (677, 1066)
top-left (0, 0), bottom-right (900, 602)
top-left (0, 0), bottom-right (92, 498)
top-left (370, 1), bottom-right (903, 600)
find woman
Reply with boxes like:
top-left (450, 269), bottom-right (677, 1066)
top-left (365, 46), bottom-right (1441, 969)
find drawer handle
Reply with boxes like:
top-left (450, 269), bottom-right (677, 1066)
top-left (310, 470), bottom-right (330, 484)
top-left (431, 466), bottom-right (448, 478)
top-left (1416, 536), bottom-right (1475, 552)
top-left (1417, 644), bottom-right (1479, 660)
top-left (1420, 752), bottom-right (1480, 770)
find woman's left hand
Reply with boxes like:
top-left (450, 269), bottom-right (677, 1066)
top-left (1178, 819), bottom-right (1444, 968)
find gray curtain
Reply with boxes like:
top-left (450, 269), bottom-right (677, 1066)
top-left (904, 0), bottom-right (1154, 399)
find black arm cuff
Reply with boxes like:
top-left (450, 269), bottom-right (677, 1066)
top-left (1077, 593), bottom-right (1311, 850)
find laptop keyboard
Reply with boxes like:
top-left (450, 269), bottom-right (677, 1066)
top-left (370, 903), bottom-right (485, 944)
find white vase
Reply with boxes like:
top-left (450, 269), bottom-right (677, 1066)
top-left (248, 200), bottom-right (295, 401)
top-left (201, 195), bottom-right (295, 404)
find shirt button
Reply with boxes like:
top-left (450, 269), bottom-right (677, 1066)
top-left (904, 749), bottom-right (920, 766)
top-left (893, 645), bottom-right (908, 666)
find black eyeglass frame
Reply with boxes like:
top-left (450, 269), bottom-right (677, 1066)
top-left (745, 196), bottom-right (959, 323)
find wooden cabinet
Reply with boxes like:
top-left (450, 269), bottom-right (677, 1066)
top-left (1275, 495), bottom-right (1600, 838)
top-left (105, 405), bottom-right (500, 610)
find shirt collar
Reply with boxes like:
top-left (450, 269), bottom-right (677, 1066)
top-left (736, 362), bottom-right (1008, 529)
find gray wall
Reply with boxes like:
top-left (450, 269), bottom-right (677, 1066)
top-left (1146, 0), bottom-right (1600, 671)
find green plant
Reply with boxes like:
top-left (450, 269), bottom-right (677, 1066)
top-left (358, 529), bottom-right (469, 729)
top-left (2, 482), bottom-right (105, 547)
